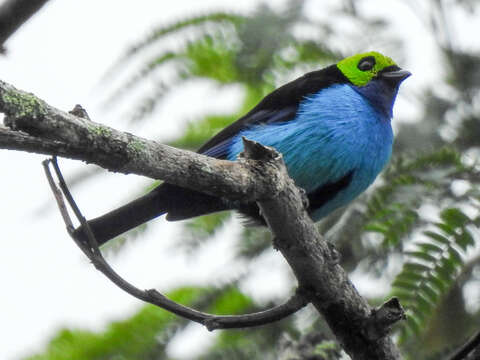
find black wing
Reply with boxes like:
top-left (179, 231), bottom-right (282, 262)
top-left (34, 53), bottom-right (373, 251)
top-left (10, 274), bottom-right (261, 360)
top-left (197, 64), bottom-right (348, 158)
top-left (73, 64), bottom-right (349, 244)
top-left (200, 108), bottom-right (297, 159)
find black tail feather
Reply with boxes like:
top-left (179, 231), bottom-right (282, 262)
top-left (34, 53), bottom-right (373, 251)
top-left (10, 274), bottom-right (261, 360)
top-left (72, 183), bottom-right (229, 246)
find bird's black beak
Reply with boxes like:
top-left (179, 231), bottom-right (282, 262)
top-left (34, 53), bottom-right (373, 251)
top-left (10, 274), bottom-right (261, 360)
top-left (379, 66), bottom-right (411, 85)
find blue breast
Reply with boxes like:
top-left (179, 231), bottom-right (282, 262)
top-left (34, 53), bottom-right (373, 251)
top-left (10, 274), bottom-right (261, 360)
top-left (227, 84), bottom-right (393, 220)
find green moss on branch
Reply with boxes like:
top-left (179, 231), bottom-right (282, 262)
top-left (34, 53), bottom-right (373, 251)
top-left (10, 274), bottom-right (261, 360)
top-left (1, 88), bottom-right (47, 119)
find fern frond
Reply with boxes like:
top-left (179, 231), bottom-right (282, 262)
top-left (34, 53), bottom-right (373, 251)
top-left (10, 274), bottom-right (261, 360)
top-left (126, 80), bottom-right (175, 122)
top-left (103, 12), bottom-right (245, 81)
top-left (124, 12), bottom-right (244, 57)
top-left (102, 52), bottom-right (183, 109)
top-left (365, 148), bottom-right (469, 248)
top-left (391, 207), bottom-right (476, 342)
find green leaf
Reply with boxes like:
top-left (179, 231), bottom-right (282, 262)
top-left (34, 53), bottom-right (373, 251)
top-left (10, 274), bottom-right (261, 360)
top-left (435, 260), bottom-right (455, 282)
top-left (417, 241), bottom-right (444, 254)
top-left (428, 275), bottom-right (448, 293)
top-left (405, 314), bottom-right (421, 336)
top-left (455, 230), bottom-right (475, 250)
top-left (416, 293), bottom-right (434, 313)
top-left (405, 250), bottom-right (437, 263)
top-left (447, 247), bottom-right (463, 265)
top-left (391, 288), bottom-right (416, 302)
top-left (392, 279), bottom-right (420, 291)
top-left (364, 222), bottom-right (390, 234)
top-left (394, 271), bottom-right (427, 284)
top-left (434, 222), bottom-right (457, 236)
top-left (423, 231), bottom-right (450, 246)
top-left (208, 288), bottom-right (253, 315)
top-left (403, 262), bottom-right (432, 274)
top-left (25, 287), bottom-right (206, 360)
top-left (419, 284), bottom-right (439, 303)
top-left (440, 208), bottom-right (470, 227)
top-left (106, 12), bottom-right (246, 78)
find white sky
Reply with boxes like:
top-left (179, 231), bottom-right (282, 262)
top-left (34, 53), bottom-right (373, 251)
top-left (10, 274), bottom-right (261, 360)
top-left (0, 1), bottom-right (478, 359)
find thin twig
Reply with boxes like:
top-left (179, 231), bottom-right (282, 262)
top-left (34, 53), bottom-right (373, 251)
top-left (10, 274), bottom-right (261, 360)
top-left (1, 77), bottom-right (404, 357)
top-left (448, 330), bottom-right (480, 360)
top-left (42, 158), bottom-right (74, 230)
top-left (43, 157), bottom-right (308, 330)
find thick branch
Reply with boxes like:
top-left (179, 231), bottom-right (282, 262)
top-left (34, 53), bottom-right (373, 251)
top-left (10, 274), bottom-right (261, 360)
top-left (244, 139), bottom-right (404, 360)
top-left (0, 79), bottom-right (282, 202)
top-left (0, 0), bottom-right (50, 53)
top-left (0, 78), bottom-right (404, 359)
top-left (43, 156), bottom-right (308, 330)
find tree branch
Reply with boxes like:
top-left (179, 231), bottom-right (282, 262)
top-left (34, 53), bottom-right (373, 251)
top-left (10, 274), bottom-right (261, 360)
top-left (0, 78), bottom-right (405, 359)
top-left (0, 0), bottom-right (51, 53)
top-left (245, 139), bottom-right (405, 360)
top-left (0, 79), bottom-right (282, 202)
top-left (44, 156), bottom-right (309, 330)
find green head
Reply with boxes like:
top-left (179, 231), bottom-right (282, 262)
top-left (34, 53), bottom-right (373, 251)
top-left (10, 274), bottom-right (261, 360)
top-left (337, 51), bottom-right (398, 87)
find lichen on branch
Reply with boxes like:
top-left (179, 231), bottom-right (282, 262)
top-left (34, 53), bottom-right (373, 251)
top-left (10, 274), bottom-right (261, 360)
top-left (0, 77), bottom-right (404, 360)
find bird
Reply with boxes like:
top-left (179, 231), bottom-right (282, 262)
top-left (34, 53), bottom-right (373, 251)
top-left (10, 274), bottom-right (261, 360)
top-left (73, 51), bottom-right (410, 246)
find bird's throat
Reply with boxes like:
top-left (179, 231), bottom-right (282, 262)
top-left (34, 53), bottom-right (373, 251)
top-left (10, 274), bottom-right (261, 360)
top-left (353, 79), bottom-right (400, 119)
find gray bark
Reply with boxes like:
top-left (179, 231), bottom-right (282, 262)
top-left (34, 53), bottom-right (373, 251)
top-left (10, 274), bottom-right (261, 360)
top-left (0, 78), bottom-right (405, 359)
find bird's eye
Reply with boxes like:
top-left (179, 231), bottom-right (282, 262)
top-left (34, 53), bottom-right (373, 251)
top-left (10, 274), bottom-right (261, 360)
top-left (357, 56), bottom-right (376, 71)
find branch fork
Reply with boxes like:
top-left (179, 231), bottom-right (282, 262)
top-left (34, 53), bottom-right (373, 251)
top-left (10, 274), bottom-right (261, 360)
top-left (1, 78), bottom-right (406, 359)
top-left (43, 154), bottom-right (308, 331)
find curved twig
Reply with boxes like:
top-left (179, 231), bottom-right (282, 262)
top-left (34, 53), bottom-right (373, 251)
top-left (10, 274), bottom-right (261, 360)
top-left (0, 78), bottom-right (403, 357)
top-left (42, 157), bottom-right (308, 330)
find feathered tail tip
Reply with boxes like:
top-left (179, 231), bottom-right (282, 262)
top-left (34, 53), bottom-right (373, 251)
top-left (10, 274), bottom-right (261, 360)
top-left (72, 189), bottom-right (168, 246)
top-left (72, 183), bottom-right (232, 246)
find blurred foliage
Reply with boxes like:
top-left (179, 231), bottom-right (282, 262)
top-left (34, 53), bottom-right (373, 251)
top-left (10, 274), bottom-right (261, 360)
top-left (27, 286), bottom-right (295, 360)
top-left (25, 287), bottom-right (205, 360)
top-left (391, 208), bottom-right (476, 344)
top-left (28, 0), bottom-right (480, 359)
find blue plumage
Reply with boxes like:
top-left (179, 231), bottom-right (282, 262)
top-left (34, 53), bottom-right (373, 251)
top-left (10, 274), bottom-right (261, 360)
top-left (73, 51), bottom-right (410, 246)
top-left (226, 84), bottom-right (393, 220)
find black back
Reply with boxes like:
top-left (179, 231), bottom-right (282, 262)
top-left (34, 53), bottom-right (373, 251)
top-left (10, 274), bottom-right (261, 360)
top-left (198, 64), bottom-right (348, 156)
